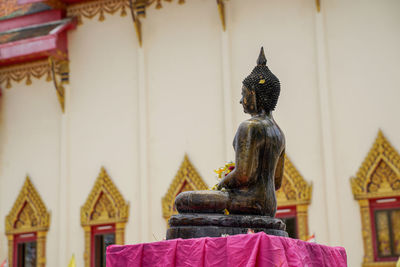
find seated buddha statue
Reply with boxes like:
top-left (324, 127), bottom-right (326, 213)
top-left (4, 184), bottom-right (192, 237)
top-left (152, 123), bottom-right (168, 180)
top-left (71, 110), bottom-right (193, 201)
top-left (174, 47), bottom-right (285, 218)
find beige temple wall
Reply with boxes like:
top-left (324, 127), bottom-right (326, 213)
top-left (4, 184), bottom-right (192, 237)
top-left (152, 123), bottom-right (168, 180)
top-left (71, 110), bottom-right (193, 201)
top-left (67, 15), bottom-right (141, 265)
top-left (0, 0), bottom-right (400, 267)
top-left (325, 0), bottom-right (400, 265)
top-left (144, 0), bottom-right (226, 242)
top-left (0, 78), bottom-right (62, 267)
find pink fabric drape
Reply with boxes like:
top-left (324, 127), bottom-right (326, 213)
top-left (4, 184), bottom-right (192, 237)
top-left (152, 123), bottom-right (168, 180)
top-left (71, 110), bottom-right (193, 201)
top-left (107, 232), bottom-right (347, 267)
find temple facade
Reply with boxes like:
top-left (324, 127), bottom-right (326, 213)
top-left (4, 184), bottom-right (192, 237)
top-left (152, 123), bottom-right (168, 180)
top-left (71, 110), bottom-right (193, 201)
top-left (0, 0), bottom-right (399, 266)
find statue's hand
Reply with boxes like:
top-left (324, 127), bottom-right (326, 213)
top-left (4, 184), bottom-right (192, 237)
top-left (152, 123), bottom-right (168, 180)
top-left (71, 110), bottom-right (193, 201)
top-left (217, 171), bottom-right (236, 190)
top-left (216, 180), bottom-right (226, 190)
top-left (217, 178), bottom-right (232, 191)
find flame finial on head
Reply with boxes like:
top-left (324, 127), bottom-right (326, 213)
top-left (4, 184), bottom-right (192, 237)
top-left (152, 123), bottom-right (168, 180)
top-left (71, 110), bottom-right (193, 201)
top-left (257, 47), bottom-right (267, 66)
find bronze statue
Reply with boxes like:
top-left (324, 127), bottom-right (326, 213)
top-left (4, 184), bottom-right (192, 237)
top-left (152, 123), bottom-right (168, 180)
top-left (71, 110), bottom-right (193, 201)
top-left (167, 47), bottom-right (287, 239)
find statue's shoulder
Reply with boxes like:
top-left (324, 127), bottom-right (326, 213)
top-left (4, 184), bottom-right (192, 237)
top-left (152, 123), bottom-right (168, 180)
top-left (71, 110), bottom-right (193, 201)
top-left (239, 118), bottom-right (262, 127)
top-left (237, 119), bottom-right (265, 134)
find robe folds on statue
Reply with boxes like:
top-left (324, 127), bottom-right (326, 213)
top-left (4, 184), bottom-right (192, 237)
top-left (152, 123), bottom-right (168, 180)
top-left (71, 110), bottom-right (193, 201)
top-left (106, 232), bottom-right (347, 267)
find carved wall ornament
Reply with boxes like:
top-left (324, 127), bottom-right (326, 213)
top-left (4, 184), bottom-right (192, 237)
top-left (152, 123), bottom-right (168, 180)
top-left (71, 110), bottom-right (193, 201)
top-left (162, 154), bottom-right (208, 222)
top-left (5, 176), bottom-right (50, 267)
top-left (351, 130), bottom-right (400, 200)
top-left (0, 60), bottom-right (51, 89)
top-left (67, 0), bottom-right (227, 46)
top-left (81, 167), bottom-right (129, 267)
top-left (0, 58), bottom-right (69, 112)
top-left (276, 155), bottom-right (312, 241)
top-left (315, 0), bottom-right (321, 12)
top-left (67, 0), bottom-right (129, 25)
top-left (350, 131), bottom-right (400, 267)
top-left (216, 0), bottom-right (227, 31)
top-left (276, 155), bottom-right (313, 206)
top-left (67, 0), bottom-right (183, 46)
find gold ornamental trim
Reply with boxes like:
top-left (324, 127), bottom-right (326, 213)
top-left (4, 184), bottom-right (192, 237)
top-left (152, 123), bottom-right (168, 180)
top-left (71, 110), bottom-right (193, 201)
top-left (276, 155), bottom-right (312, 240)
top-left (5, 176), bottom-right (50, 234)
top-left (67, 0), bottom-right (129, 24)
top-left (162, 154), bottom-right (208, 222)
top-left (0, 58), bottom-right (69, 113)
top-left (67, 0), bottom-right (226, 46)
top-left (81, 167), bottom-right (129, 267)
top-left (315, 0), bottom-right (321, 12)
top-left (276, 155), bottom-right (313, 206)
top-left (216, 0), bottom-right (227, 31)
top-left (81, 167), bottom-right (129, 226)
top-left (67, 0), bottom-right (186, 24)
top-left (0, 60), bottom-right (52, 89)
top-left (351, 130), bottom-right (400, 200)
top-left (362, 262), bottom-right (396, 267)
top-left (5, 176), bottom-right (50, 267)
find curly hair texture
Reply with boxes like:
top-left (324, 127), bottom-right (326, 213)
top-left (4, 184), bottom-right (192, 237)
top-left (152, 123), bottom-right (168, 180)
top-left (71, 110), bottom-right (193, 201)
top-left (242, 47), bottom-right (281, 112)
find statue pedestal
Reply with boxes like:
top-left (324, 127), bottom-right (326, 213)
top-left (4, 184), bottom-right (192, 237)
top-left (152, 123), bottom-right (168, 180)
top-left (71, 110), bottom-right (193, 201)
top-left (106, 232), bottom-right (347, 267)
top-left (167, 213), bottom-right (287, 239)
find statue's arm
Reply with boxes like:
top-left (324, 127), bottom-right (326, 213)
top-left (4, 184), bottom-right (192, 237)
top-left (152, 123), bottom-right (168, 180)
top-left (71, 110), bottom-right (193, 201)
top-left (274, 149), bottom-right (285, 190)
top-left (218, 121), bottom-right (259, 189)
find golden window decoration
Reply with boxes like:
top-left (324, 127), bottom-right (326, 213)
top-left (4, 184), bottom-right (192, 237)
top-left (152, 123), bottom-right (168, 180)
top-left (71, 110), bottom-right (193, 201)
top-left (350, 131), bottom-right (400, 267)
top-left (81, 167), bottom-right (129, 267)
top-left (162, 154), bottom-right (208, 223)
top-left (5, 176), bottom-right (50, 267)
top-left (276, 155), bottom-right (312, 240)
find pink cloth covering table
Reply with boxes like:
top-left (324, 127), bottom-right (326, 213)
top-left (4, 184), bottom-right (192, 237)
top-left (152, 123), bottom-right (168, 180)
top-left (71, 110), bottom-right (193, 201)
top-left (107, 232), bottom-right (347, 267)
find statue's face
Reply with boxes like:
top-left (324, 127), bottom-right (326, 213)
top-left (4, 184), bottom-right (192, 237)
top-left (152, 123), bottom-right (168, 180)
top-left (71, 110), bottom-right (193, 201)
top-left (240, 85), bottom-right (257, 114)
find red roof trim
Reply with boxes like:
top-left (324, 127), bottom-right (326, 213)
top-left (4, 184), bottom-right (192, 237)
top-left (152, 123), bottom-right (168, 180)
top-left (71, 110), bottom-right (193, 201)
top-left (0, 35), bottom-right (57, 60)
top-left (0, 10), bottom-right (63, 32)
top-left (0, 18), bottom-right (75, 65)
top-left (17, 0), bottom-right (45, 4)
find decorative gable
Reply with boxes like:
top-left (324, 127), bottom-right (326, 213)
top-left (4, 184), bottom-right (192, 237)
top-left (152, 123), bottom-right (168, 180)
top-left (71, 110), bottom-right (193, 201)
top-left (162, 154), bottom-right (208, 221)
top-left (81, 167), bottom-right (129, 226)
top-left (351, 130), bottom-right (400, 200)
top-left (5, 176), bottom-right (50, 267)
top-left (277, 155), bottom-right (313, 206)
top-left (5, 176), bottom-right (50, 235)
top-left (81, 167), bottom-right (129, 267)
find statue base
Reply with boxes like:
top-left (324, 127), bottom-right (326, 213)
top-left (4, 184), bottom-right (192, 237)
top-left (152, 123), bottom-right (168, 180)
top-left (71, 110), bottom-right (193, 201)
top-left (166, 213), bottom-right (288, 240)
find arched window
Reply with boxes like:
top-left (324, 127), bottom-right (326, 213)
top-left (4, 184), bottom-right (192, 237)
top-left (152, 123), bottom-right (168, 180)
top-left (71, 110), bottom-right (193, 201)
top-left (81, 167), bottom-right (129, 267)
top-left (162, 155), bottom-right (208, 223)
top-left (276, 155), bottom-right (312, 240)
top-left (5, 177), bottom-right (50, 267)
top-left (351, 131), bottom-right (400, 266)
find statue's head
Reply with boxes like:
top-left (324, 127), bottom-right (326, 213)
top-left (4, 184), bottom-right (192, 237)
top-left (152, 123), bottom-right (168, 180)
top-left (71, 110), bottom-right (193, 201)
top-left (241, 47), bottom-right (280, 114)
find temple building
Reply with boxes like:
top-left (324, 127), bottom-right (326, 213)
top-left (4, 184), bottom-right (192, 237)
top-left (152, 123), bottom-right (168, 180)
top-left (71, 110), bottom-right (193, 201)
top-left (0, 0), bottom-right (399, 266)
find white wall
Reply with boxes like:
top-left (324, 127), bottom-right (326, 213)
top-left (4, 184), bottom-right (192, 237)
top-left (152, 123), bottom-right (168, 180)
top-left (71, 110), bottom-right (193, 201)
top-left (324, 0), bottom-right (400, 266)
top-left (144, 0), bottom-right (225, 241)
top-left (1, 0), bottom-right (400, 266)
top-left (0, 78), bottom-right (61, 266)
top-left (67, 13), bottom-right (140, 266)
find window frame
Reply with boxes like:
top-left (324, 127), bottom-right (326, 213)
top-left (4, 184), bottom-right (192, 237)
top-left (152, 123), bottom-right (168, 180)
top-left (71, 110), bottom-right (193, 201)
top-left (369, 197), bottom-right (400, 262)
top-left (276, 206), bottom-right (298, 239)
top-left (13, 232), bottom-right (37, 267)
top-left (91, 224), bottom-right (116, 267)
